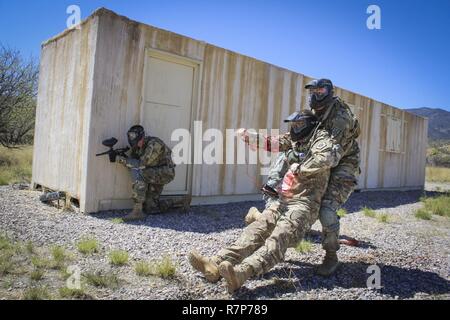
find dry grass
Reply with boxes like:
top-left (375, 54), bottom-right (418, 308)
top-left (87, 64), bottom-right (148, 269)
top-left (0, 145), bottom-right (33, 185)
top-left (426, 167), bottom-right (450, 183)
top-left (109, 250), bottom-right (129, 266)
top-left (77, 237), bottom-right (99, 255)
top-left (295, 240), bottom-right (313, 254)
top-left (337, 208), bottom-right (348, 218)
top-left (415, 209), bottom-right (432, 220)
top-left (30, 268), bottom-right (45, 281)
top-left (59, 286), bottom-right (88, 299)
top-left (84, 271), bottom-right (120, 288)
top-left (134, 256), bottom-right (176, 278)
top-left (151, 256), bottom-right (176, 279)
top-left (416, 195), bottom-right (450, 220)
top-left (377, 213), bottom-right (390, 223)
top-left (135, 261), bottom-right (153, 277)
top-left (362, 207), bottom-right (377, 218)
top-left (22, 286), bottom-right (51, 300)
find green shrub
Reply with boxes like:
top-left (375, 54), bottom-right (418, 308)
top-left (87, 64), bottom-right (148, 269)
top-left (25, 241), bottom-right (35, 254)
top-left (377, 213), bottom-right (390, 223)
top-left (415, 209), bottom-right (432, 220)
top-left (135, 261), bottom-right (152, 277)
top-left (84, 271), bottom-right (119, 288)
top-left (30, 268), bottom-right (44, 281)
top-left (150, 256), bottom-right (176, 279)
top-left (77, 238), bottom-right (99, 255)
top-left (422, 195), bottom-right (450, 217)
top-left (22, 286), bottom-right (51, 300)
top-left (31, 256), bottom-right (52, 269)
top-left (0, 253), bottom-right (14, 275)
top-left (51, 245), bottom-right (69, 268)
top-left (109, 250), bottom-right (129, 266)
top-left (0, 234), bottom-right (12, 251)
top-left (59, 287), bottom-right (87, 299)
top-left (362, 207), bottom-right (376, 218)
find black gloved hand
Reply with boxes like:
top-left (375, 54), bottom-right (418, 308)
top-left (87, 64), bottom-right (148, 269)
top-left (261, 184), bottom-right (279, 198)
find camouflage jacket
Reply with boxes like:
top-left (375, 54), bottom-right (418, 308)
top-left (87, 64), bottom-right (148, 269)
top-left (128, 136), bottom-right (175, 168)
top-left (282, 128), bottom-right (341, 203)
top-left (313, 97), bottom-right (360, 163)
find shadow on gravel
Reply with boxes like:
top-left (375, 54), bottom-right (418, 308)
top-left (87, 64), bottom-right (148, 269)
top-left (342, 189), bottom-right (447, 214)
top-left (235, 260), bottom-right (450, 299)
top-left (91, 189), bottom-right (445, 233)
top-left (91, 201), bottom-right (266, 233)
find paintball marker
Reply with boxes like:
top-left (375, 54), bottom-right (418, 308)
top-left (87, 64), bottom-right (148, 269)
top-left (96, 137), bottom-right (130, 163)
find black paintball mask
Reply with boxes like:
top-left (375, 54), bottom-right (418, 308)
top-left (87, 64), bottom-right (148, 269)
top-left (127, 125), bottom-right (145, 148)
top-left (305, 78), bottom-right (334, 111)
top-left (284, 110), bottom-right (319, 142)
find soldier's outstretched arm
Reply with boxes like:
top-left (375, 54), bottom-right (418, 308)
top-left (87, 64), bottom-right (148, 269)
top-left (236, 128), bottom-right (292, 152)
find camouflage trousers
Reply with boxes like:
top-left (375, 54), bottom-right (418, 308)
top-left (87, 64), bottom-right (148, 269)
top-left (216, 199), bottom-right (319, 276)
top-left (131, 165), bottom-right (175, 213)
top-left (319, 144), bottom-right (360, 251)
top-left (264, 147), bottom-right (360, 252)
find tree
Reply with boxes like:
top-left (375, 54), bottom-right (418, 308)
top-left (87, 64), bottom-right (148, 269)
top-left (0, 44), bottom-right (38, 148)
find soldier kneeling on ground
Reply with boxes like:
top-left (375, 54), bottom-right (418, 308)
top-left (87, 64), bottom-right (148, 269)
top-left (117, 125), bottom-right (177, 221)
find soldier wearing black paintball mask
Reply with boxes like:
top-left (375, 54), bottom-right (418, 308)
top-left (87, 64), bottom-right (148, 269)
top-left (244, 111), bottom-right (320, 224)
top-left (117, 125), bottom-right (176, 221)
top-left (304, 78), bottom-right (361, 276)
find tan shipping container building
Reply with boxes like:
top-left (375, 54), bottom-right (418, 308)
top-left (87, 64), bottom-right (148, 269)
top-left (32, 8), bottom-right (428, 213)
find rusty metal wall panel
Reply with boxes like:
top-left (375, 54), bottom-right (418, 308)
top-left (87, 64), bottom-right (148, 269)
top-left (192, 46), bottom-right (304, 196)
top-left (82, 9), bottom-right (207, 212)
top-left (32, 16), bottom-right (98, 201)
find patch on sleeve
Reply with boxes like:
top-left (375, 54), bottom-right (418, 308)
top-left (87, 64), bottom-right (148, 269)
top-left (314, 140), bottom-right (329, 152)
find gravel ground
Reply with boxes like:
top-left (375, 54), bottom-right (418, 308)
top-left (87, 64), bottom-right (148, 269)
top-left (0, 185), bottom-right (449, 300)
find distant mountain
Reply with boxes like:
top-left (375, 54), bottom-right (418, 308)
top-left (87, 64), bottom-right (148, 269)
top-left (405, 107), bottom-right (450, 141)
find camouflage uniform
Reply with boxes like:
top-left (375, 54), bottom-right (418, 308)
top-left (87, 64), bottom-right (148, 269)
top-left (214, 128), bottom-right (338, 275)
top-left (127, 136), bottom-right (176, 213)
top-left (313, 97), bottom-right (361, 252)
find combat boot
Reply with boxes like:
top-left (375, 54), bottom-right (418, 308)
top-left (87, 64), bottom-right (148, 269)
top-left (123, 203), bottom-right (146, 221)
top-left (219, 261), bottom-right (254, 294)
top-left (316, 251), bottom-right (340, 277)
top-left (188, 250), bottom-right (221, 283)
top-left (244, 207), bottom-right (262, 225)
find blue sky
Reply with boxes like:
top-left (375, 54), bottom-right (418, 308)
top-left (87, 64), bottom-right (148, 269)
top-left (1, 0), bottom-right (449, 111)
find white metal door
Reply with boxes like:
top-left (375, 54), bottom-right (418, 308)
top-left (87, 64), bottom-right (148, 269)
top-left (142, 52), bottom-right (194, 194)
